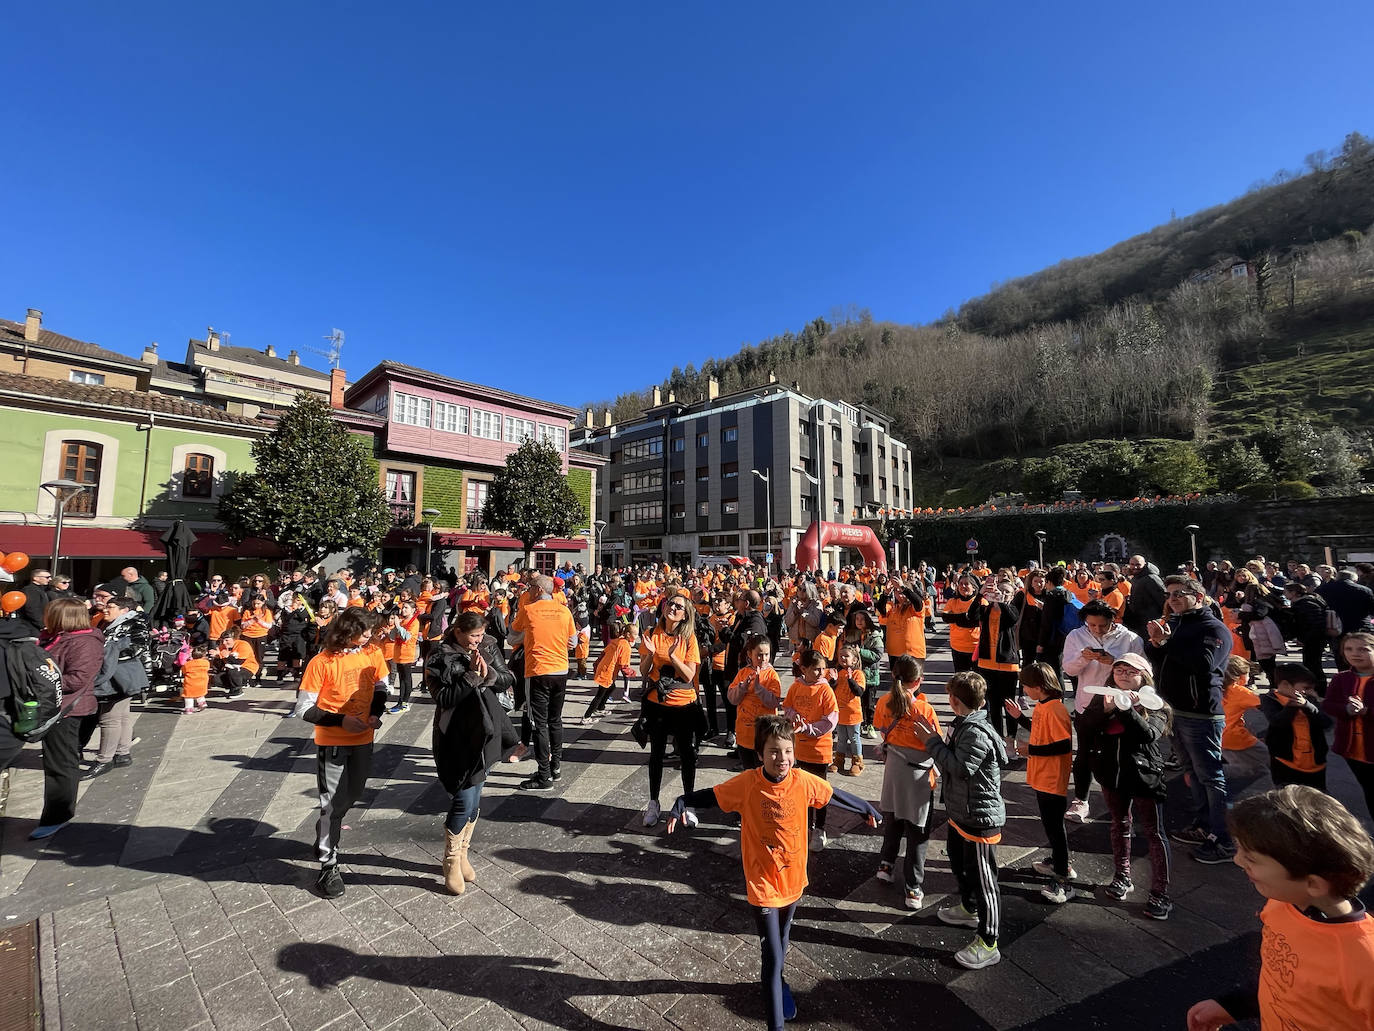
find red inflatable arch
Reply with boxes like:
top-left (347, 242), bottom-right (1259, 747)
top-left (793, 521), bottom-right (888, 573)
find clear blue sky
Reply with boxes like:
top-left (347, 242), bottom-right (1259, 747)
top-left (4, 2), bottom-right (1371, 407)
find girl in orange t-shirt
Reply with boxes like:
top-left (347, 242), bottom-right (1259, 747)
top-left (582, 622), bottom-right (635, 722)
top-left (1221, 656), bottom-right (1267, 788)
top-left (873, 655), bottom-right (941, 910)
top-left (830, 646), bottom-right (866, 775)
top-left (664, 715), bottom-right (880, 1031)
top-left (1005, 663), bottom-right (1077, 903)
top-left (728, 635), bottom-right (782, 770)
top-left (786, 649), bottom-right (840, 852)
top-left (180, 645), bottom-right (211, 713)
top-left (239, 597), bottom-right (275, 685)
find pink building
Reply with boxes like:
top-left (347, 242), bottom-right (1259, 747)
top-left (337, 362), bottom-right (604, 577)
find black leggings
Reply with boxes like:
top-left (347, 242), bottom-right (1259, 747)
top-left (246, 637), bottom-right (267, 679)
top-left (703, 668), bottom-right (734, 736)
top-left (951, 650), bottom-right (975, 674)
top-left (752, 901), bottom-right (798, 1031)
top-left (981, 668), bottom-right (1018, 738)
top-left (583, 672), bottom-right (630, 718)
top-left (647, 701), bottom-right (697, 803)
top-left (1072, 710), bottom-right (1096, 801)
top-left (395, 661), bottom-right (414, 705)
top-left (797, 761), bottom-right (828, 830)
top-left (1346, 757), bottom-right (1374, 820)
top-left (1035, 790), bottom-right (1070, 877)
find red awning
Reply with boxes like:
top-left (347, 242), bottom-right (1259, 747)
top-left (0, 525), bottom-right (282, 560)
top-left (431, 532), bottom-right (586, 551)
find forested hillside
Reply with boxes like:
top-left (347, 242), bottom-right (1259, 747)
top-left (583, 132), bottom-right (1374, 505)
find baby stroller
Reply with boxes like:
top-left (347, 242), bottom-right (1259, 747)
top-left (145, 624), bottom-right (191, 705)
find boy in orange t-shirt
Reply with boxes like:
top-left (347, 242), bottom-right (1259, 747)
top-left (180, 645), bottom-right (211, 714)
top-left (785, 649), bottom-right (840, 851)
top-left (1187, 786), bottom-right (1374, 1031)
top-left (727, 636), bottom-right (781, 770)
top-left (582, 622), bottom-right (635, 721)
top-left (1005, 663), bottom-right (1076, 903)
top-left (830, 646), bottom-right (866, 775)
top-left (299, 608), bottom-right (390, 899)
top-left (666, 715), bottom-right (880, 1031)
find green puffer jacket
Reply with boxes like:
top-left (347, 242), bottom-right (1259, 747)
top-left (926, 708), bottom-right (1008, 833)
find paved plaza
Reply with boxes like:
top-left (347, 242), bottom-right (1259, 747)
top-left (3, 634), bottom-right (1365, 1031)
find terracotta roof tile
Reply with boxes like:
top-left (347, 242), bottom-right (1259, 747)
top-left (188, 339), bottom-right (331, 381)
top-left (0, 372), bottom-right (270, 428)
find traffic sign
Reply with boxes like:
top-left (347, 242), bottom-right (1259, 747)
top-left (965, 538), bottom-right (978, 553)
top-left (765, 553), bottom-right (774, 563)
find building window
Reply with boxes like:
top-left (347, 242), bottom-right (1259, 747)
top-left (722, 499), bottom-right (738, 515)
top-left (833, 500), bottom-right (843, 516)
top-left (671, 505), bottom-right (686, 519)
top-left (831, 461), bottom-right (842, 477)
top-left (697, 432), bottom-right (709, 448)
top-left (670, 470), bottom-right (685, 486)
top-left (183, 453), bottom-right (214, 498)
top-left (722, 461), bottom-right (738, 479)
top-left (505, 417), bottom-right (535, 443)
top-left (722, 426), bottom-right (738, 444)
top-left (697, 501), bottom-right (709, 516)
top-left (535, 552), bottom-right (556, 575)
top-left (374, 393), bottom-right (388, 414)
top-left (798, 420), bottom-right (812, 437)
top-left (800, 494), bottom-right (813, 512)
top-left (536, 423), bottom-right (566, 450)
top-left (671, 437), bottom-right (685, 453)
top-left (831, 427), bottom-right (841, 443)
top-left (434, 401), bottom-right (469, 434)
top-left (622, 437), bottom-right (664, 461)
top-left (622, 501), bottom-right (663, 526)
top-left (69, 371), bottom-right (105, 386)
top-left (60, 441), bottom-right (101, 516)
top-left (385, 470), bottom-right (416, 525)
top-left (392, 392), bottom-right (432, 427)
top-left (610, 480), bottom-right (622, 494)
top-left (879, 446), bottom-right (886, 460)
top-left (472, 408), bottom-right (502, 440)
top-left (696, 466), bottom-right (709, 482)
top-left (623, 470), bottom-right (663, 494)
top-left (609, 511), bottom-right (618, 524)
top-left (799, 457), bottom-right (815, 475)
top-left (465, 480), bottom-right (489, 529)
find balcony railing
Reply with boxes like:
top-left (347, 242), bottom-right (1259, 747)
top-left (465, 509), bottom-right (487, 531)
top-left (389, 503), bottom-right (415, 527)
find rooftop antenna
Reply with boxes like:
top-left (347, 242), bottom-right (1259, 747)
top-left (304, 328), bottom-right (345, 369)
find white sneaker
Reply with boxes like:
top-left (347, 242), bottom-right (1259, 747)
top-left (642, 800), bottom-right (662, 827)
top-left (876, 861), bottom-right (895, 883)
top-left (808, 827), bottom-right (827, 852)
top-left (937, 902), bottom-right (979, 929)
top-left (954, 935), bottom-right (1000, 970)
top-left (1065, 799), bottom-right (1090, 823)
top-left (681, 808), bottom-right (699, 829)
top-left (1032, 860), bottom-right (1079, 880)
top-left (904, 889), bottom-right (924, 911)
top-left (1040, 881), bottom-right (1076, 905)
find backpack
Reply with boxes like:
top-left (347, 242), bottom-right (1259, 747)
top-left (2, 640), bottom-right (68, 742)
top-left (1326, 607), bottom-right (1344, 638)
top-left (1057, 589), bottom-right (1085, 636)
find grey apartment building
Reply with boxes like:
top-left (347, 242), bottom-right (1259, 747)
top-left (572, 377), bottom-right (915, 571)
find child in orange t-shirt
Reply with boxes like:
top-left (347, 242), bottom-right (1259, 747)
top-left (666, 715), bottom-right (880, 1031)
top-left (829, 646), bottom-right (866, 776)
top-left (1261, 664), bottom-right (1332, 792)
top-left (1005, 662), bottom-right (1076, 903)
top-left (872, 655), bottom-right (941, 911)
top-left (785, 649), bottom-right (840, 852)
top-left (298, 607), bottom-right (390, 899)
top-left (727, 635), bottom-right (782, 771)
top-left (180, 645), bottom-right (211, 713)
top-left (1221, 655), bottom-right (1266, 791)
top-left (583, 621), bottom-right (634, 722)
top-left (1187, 785), bottom-right (1374, 1031)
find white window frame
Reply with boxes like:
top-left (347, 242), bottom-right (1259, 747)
top-left (434, 400), bottom-right (469, 434)
top-left (392, 392), bottom-right (432, 428)
top-left (472, 408), bottom-right (502, 440)
top-left (507, 417), bottom-right (536, 444)
top-left (69, 370), bottom-right (106, 386)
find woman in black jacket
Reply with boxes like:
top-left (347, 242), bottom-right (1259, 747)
top-left (429, 611), bottom-right (516, 894)
top-left (1014, 569), bottom-right (1047, 670)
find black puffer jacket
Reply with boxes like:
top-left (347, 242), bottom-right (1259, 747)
top-left (1145, 606), bottom-right (1232, 717)
top-left (430, 636), bottom-right (516, 793)
top-left (1080, 700), bottom-right (1169, 800)
top-left (95, 611), bottom-right (151, 700)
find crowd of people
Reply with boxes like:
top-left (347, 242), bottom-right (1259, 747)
top-left (3, 548), bottom-right (1374, 1030)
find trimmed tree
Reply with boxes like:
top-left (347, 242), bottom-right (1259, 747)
top-left (483, 438), bottom-right (586, 566)
top-left (219, 393), bottom-right (392, 567)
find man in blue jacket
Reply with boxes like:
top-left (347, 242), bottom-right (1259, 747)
top-left (1145, 574), bottom-right (1233, 864)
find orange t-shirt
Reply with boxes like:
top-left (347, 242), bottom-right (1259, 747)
top-left (394, 615), bottom-right (420, 665)
top-left (416, 591), bottom-right (434, 615)
top-left (785, 678), bottom-right (838, 765)
top-left (1066, 580), bottom-right (1099, 605)
top-left (209, 605), bottom-right (240, 641)
top-left (219, 639), bottom-right (259, 675)
top-left (1276, 709), bottom-right (1324, 773)
top-left (511, 599), bottom-right (576, 677)
top-left (1257, 900), bottom-right (1374, 1030)
top-left (301, 647), bottom-right (390, 746)
top-left (713, 768), bottom-right (833, 907)
top-left (240, 608), bottom-right (273, 639)
top-left (813, 626), bottom-right (842, 663)
top-left (458, 588), bottom-right (490, 613)
top-left (1101, 588), bottom-right (1127, 620)
top-left (732, 665), bottom-right (782, 750)
top-left (1026, 697), bottom-right (1073, 795)
top-left (593, 638), bottom-right (632, 688)
top-left (873, 690), bottom-right (939, 753)
top-left (1222, 681), bottom-right (1261, 750)
top-left (181, 657), bottom-right (210, 699)
top-left (644, 630), bottom-right (701, 707)
top-left (976, 603), bottom-right (1019, 673)
top-left (833, 670), bottom-right (866, 726)
top-left (883, 602), bottom-right (927, 659)
top-left (942, 597), bottom-right (979, 655)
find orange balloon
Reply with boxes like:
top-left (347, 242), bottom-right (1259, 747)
top-left (1, 590), bottom-right (26, 614)
top-left (1, 552), bottom-right (29, 573)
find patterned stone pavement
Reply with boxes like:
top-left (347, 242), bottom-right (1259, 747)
top-left (4, 634), bottom-right (1366, 1030)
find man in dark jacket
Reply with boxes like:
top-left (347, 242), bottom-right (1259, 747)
top-left (1123, 555), bottom-right (1167, 639)
top-left (18, 569), bottom-right (54, 634)
top-left (1145, 575), bottom-right (1233, 864)
top-left (1282, 582), bottom-right (1333, 693)
top-left (722, 590), bottom-right (767, 685)
top-left (102, 567), bottom-right (155, 612)
top-left (1318, 570), bottom-right (1374, 669)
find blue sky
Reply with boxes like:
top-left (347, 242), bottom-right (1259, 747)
top-left (3, 2), bottom-right (1371, 407)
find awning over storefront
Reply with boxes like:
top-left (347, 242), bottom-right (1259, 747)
top-left (0, 525), bottom-right (282, 560)
top-left (432, 532), bottom-right (586, 551)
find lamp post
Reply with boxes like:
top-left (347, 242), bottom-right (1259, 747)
top-left (420, 508), bottom-right (441, 577)
top-left (1034, 529), bottom-right (1047, 569)
top-left (751, 468), bottom-right (773, 575)
top-left (1184, 524), bottom-right (1200, 569)
top-left (903, 533), bottom-right (913, 570)
top-left (594, 519), bottom-right (607, 567)
top-left (791, 465), bottom-right (821, 572)
top-left (41, 479), bottom-right (90, 578)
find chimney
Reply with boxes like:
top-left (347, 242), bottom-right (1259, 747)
top-left (287, 350), bottom-right (301, 366)
top-left (585, 407), bottom-right (594, 428)
top-left (768, 370), bottom-right (777, 384)
top-left (707, 376), bottom-right (719, 400)
top-left (141, 341), bottom-right (159, 365)
top-left (206, 327), bottom-right (220, 351)
top-left (24, 308), bottom-right (41, 343)
top-left (329, 368), bottom-right (346, 409)
top-left (264, 344), bottom-right (277, 358)
top-left (651, 385), bottom-right (662, 406)
top-left (667, 390), bottom-right (675, 403)
top-left (602, 410), bottom-right (612, 428)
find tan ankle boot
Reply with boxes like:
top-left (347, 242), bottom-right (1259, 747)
top-left (847, 757), bottom-right (864, 777)
top-left (457, 816), bottom-right (478, 883)
top-left (443, 828), bottom-right (466, 895)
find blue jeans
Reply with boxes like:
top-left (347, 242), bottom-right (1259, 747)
top-left (445, 782), bottom-right (483, 834)
top-left (1172, 714), bottom-right (1230, 845)
top-left (833, 723), bottom-right (862, 758)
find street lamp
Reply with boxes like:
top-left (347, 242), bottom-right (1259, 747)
top-left (420, 508), bottom-right (441, 577)
top-left (903, 533), bottom-right (913, 570)
top-left (1034, 529), bottom-right (1047, 569)
top-left (1184, 524), bottom-right (1200, 569)
top-left (41, 479), bottom-right (91, 577)
top-left (751, 468), bottom-right (773, 575)
top-left (594, 519), bottom-right (607, 566)
top-left (791, 465), bottom-right (821, 572)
